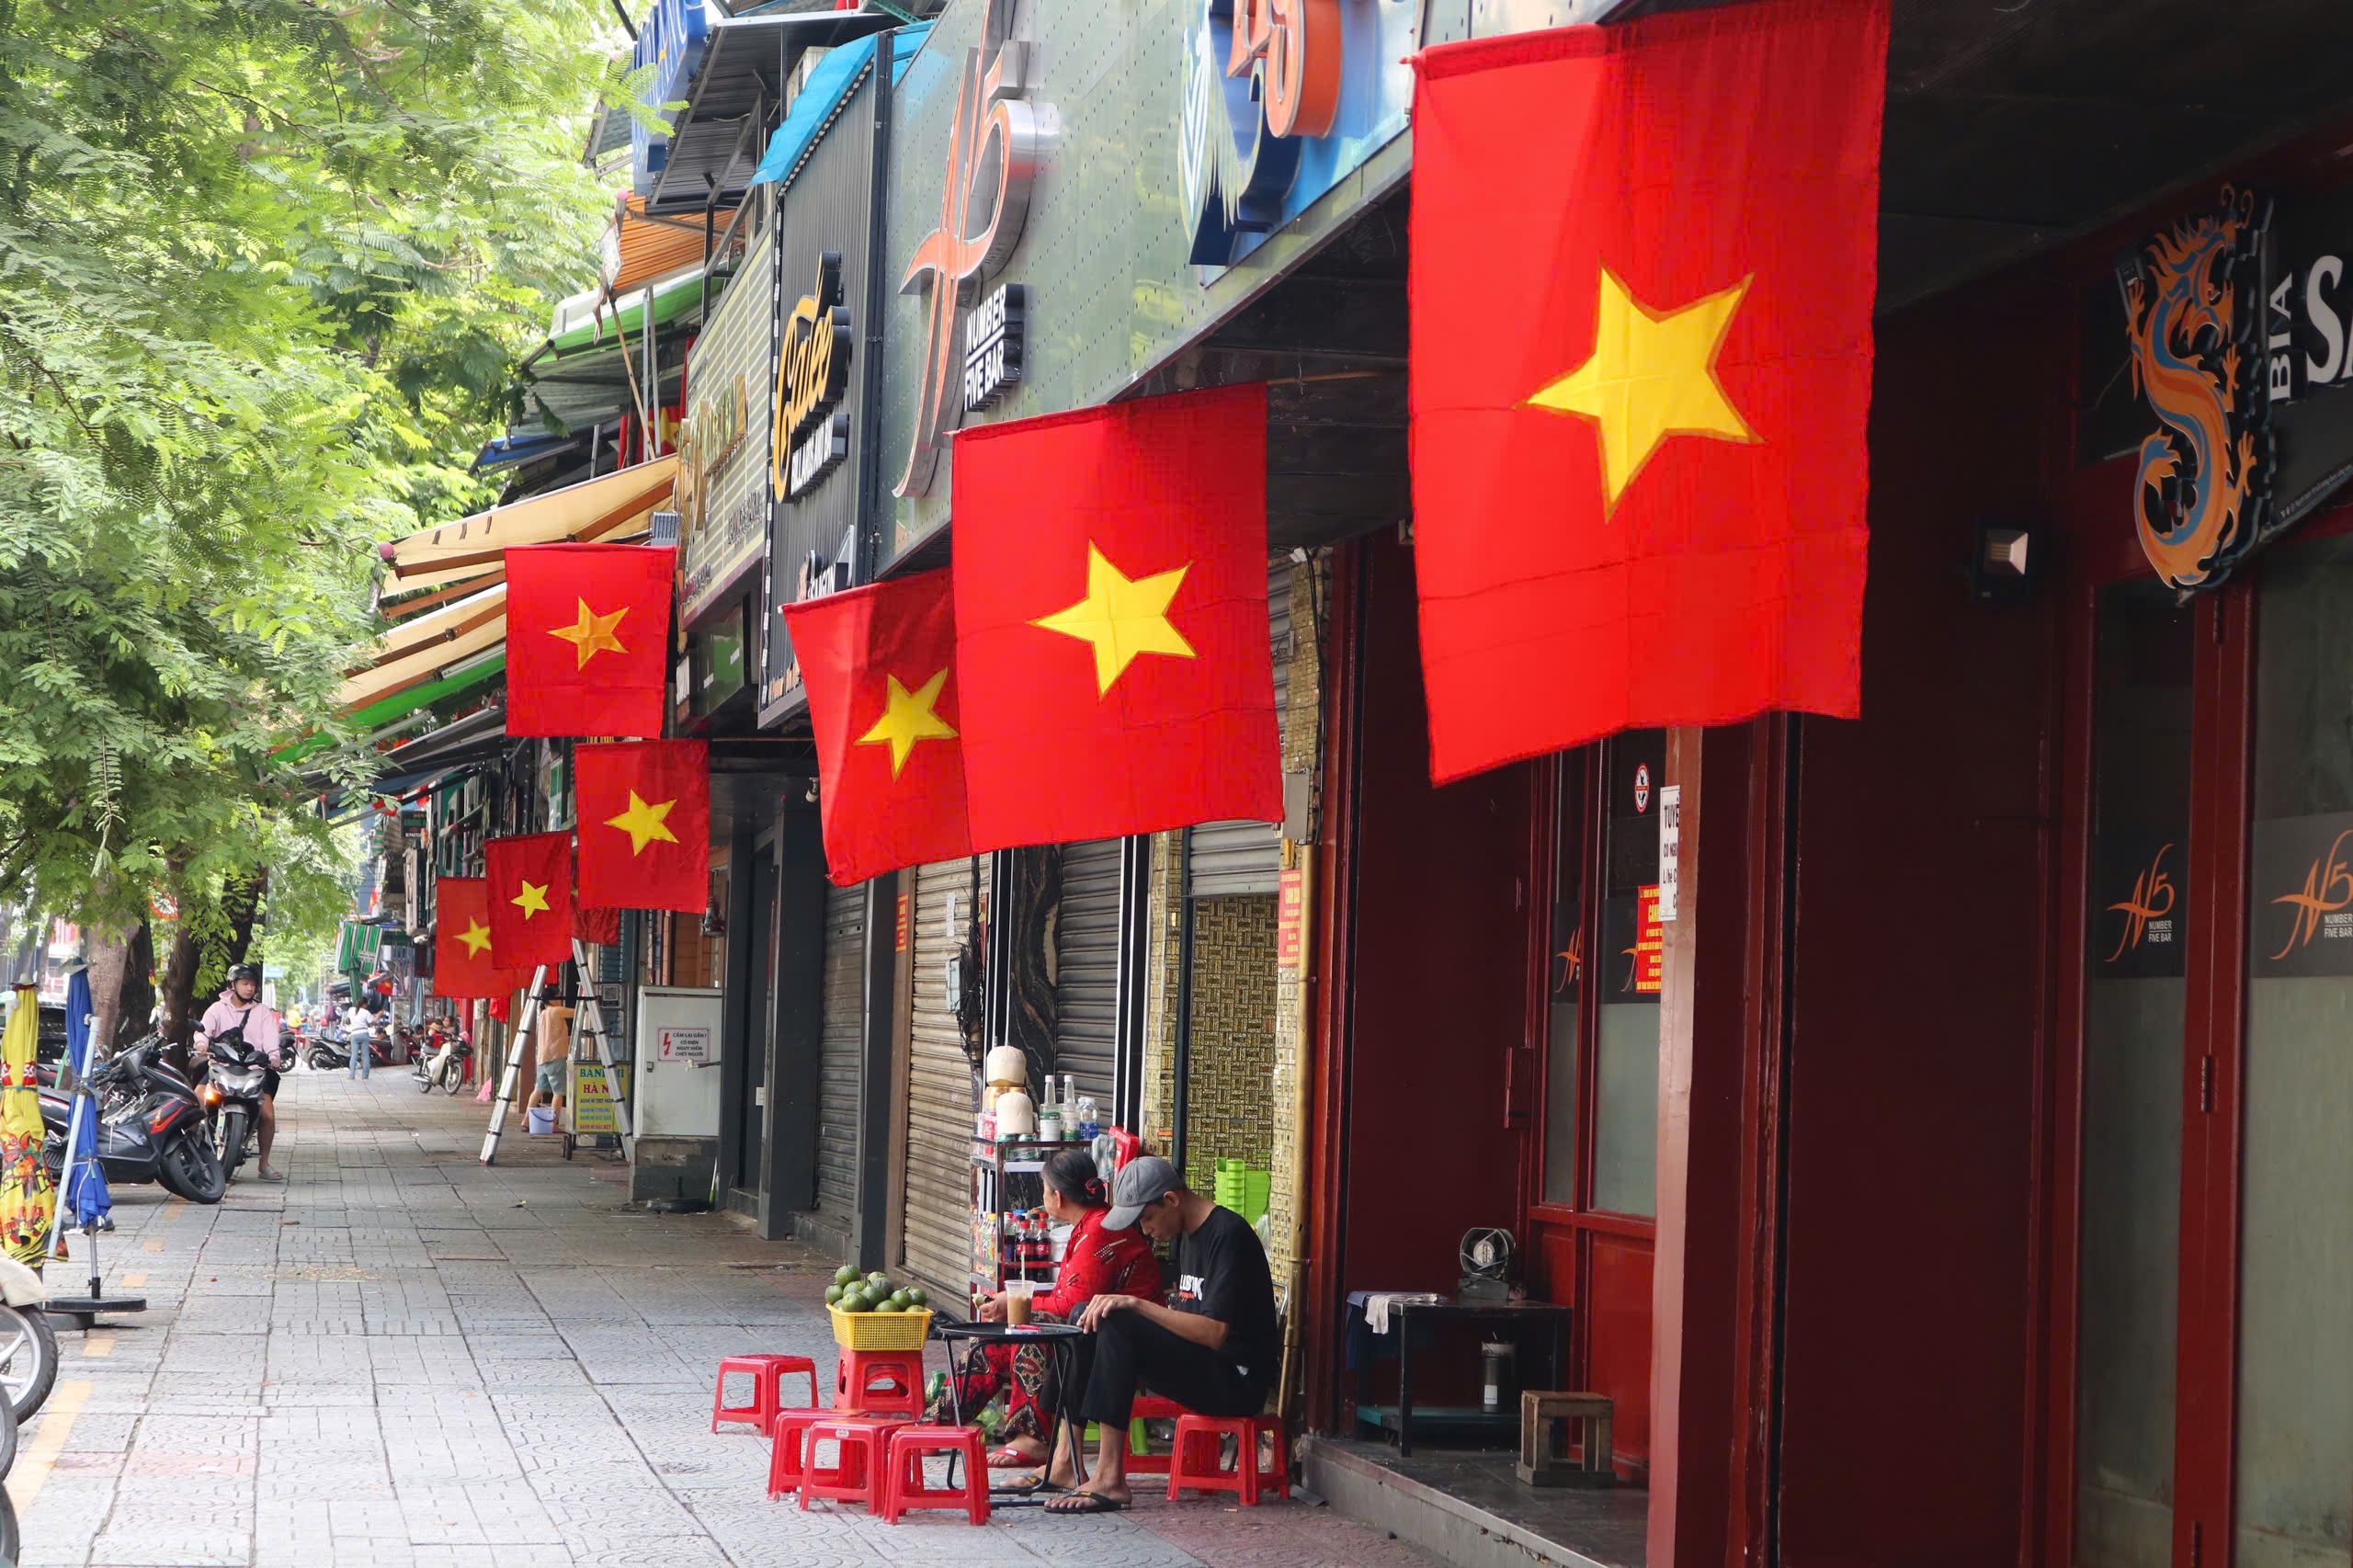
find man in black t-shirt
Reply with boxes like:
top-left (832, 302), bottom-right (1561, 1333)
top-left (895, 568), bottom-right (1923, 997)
top-left (1042, 1155), bottom-right (1278, 1516)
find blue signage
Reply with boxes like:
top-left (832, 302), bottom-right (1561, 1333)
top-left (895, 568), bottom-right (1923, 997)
top-left (1178, 0), bottom-right (1414, 269)
top-left (631, 0), bottom-right (712, 197)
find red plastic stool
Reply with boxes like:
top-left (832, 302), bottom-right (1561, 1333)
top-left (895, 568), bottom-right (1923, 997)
top-left (1123, 1395), bottom-right (1188, 1476)
top-left (1167, 1414), bottom-right (1290, 1505)
top-left (767, 1408), bottom-right (825, 1499)
top-left (877, 1424), bottom-right (990, 1525)
top-left (712, 1354), bottom-right (818, 1434)
top-left (797, 1414), bottom-right (908, 1512)
top-left (834, 1347), bottom-right (926, 1417)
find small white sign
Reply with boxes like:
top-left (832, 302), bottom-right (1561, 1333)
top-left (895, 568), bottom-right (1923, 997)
top-left (1657, 785), bottom-right (1682, 924)
top-left (656, 1026), bottom-right (713, 1064)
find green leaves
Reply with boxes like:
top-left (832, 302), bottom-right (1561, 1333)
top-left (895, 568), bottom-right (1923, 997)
top-left (0, 0), bottom-right (612, 925)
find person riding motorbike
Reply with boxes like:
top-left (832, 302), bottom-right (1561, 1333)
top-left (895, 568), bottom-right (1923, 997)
top-left (199, 963), bottom-right (286, 1182)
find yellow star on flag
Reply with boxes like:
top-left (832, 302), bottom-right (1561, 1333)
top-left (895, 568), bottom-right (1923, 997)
top-left (1527, 267), bottom-right (1756, 512)
top-left (457, 919), bottom-right (492, 957)
top-left (548, 598), bottom-right (631, 669)
top-left (511, 881), bottom-right (551, 919)
top-left (605, 790), bottom-right (679, 855)
top-left (1030, 543), bottom-right (1195, 696)
top-left (856, 669), bottom-right (958, 778)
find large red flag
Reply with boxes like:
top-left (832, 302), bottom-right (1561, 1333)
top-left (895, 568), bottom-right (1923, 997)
top-left (433, 879), bottom-right (498, 1000)
top-left (485, 832), bottom-right (575, 969)
top-left (1409, 0), bottom-right (1884, 781)
top-left (574, 740), bottom-right (710, 912)
top-left (503, 542), bottom-right (676, 738)
top-left (785, 570), bottom-right (973, 885)
top-left (952, 386), bottom-right (1281, 847)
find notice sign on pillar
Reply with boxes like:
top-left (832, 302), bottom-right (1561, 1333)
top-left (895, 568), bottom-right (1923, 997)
top-left (1657, 784), bottom-right (1682, 923)
top-left (1277, 868), bottom-right (1305, 971)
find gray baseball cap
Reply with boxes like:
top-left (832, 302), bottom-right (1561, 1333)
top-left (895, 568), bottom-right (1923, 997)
top-left (1104, 1154), bottom-right (1181, 1231)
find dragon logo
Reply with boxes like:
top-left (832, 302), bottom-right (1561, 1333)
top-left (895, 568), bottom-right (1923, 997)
top-left (2117, 186), bottom-right (2273, 591)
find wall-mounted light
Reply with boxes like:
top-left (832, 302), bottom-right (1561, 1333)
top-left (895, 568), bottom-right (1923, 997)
top-left (1970, 518), bottom-right (2042, 606)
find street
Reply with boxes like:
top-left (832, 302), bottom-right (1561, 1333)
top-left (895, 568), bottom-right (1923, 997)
top-left (14, 1068), bottom-right (1444, 1568)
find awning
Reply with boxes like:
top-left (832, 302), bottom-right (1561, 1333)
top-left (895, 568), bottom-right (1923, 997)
top-left (749, 23), bottom-right (931, 191)
top-left (375, 456), bottom-right (677, 591)
top-left (548, 270), bottom-right (706, 358)
top-left (359, 584), bottom-right (506, 670)
top-left (604, 195), bottom-right (737, 295)
top-left (338, 615), bottom-right (506, 712)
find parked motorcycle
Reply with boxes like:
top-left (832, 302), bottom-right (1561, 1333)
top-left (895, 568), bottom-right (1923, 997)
top-left (0, 1255), bottom-right (57, 1426)
top-left (38, 1034), bottom-right (223, 1208)
top-left (197, 1025), bottom-right (274, 1183)
top-left (304, 1019), bottom-right (349, 1072)
top-left (411, 1027), bottom-right (472, 1094)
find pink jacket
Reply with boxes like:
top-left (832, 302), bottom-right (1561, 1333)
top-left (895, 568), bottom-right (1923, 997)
top-left (199, 995), bottom-right (282, 1062)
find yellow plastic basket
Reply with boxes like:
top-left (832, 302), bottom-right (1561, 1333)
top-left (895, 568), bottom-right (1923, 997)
top-left (828, 1304), bottom-right (933, 1351)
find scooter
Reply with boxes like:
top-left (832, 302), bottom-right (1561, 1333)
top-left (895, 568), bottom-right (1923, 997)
top-left (411, 1027), bottom-right (472, 1094)
top-left (304, 1022), bottom-right (349, 1072)
top-left (38, 1034), bottom-right (223, 1207)
top-left (197, 1026), bottom-right (274, 1182)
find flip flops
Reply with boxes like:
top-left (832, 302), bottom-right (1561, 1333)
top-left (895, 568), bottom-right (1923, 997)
top-left (1043, 1490), bottom-right (1126, 1515)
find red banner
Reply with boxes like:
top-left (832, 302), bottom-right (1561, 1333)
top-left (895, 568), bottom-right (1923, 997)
top-left (485, 832), bottom-right (575, 969)
top-left (503, 542), bottom-right (675, 738)
top-left (574, 740), bottom-right (710, 912)
top-left (432, 879), bottom-right (498, 1000)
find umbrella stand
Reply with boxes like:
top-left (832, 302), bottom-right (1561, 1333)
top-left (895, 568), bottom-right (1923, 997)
top-left (40, 971), bottom-right (142, 1329)
top-left (44, 1084), bottom-right (145, 1330)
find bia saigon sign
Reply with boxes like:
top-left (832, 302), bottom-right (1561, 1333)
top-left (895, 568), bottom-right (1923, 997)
top-left (1180, 0), bottom-right (1341, 267)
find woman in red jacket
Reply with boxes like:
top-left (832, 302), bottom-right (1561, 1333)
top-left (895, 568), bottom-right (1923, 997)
top-left (956, 1147), bottom-right (1161, 1471)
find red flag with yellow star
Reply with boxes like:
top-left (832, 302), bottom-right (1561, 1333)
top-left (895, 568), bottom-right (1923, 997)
top-left (433, 878), bottom-right (499, 1000)
top-left (503, 542), bottom-right (676, 738)
top-left (784, 569), bottom-right (973, 885)
top-left (1410, 0), bottom-right (1884, 781)
top-left (485, 832), bottom-right (575, 968)
top-left (574, 740), bottom-right (710, 913)
top-left (951, 387), bottom-right (1281, 847)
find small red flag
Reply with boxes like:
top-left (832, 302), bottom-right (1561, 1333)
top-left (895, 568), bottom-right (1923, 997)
top-left (1409, 0), bottom-right (1884, 781)
top-left (574, 740), bottom-right (711, 912)
top-left (503, 542), bottom-right (676, 738)
top-left (485, 832), bottom-right (575, 969)
top-left (433, 879), bottom-right (498, 1000)
top-left (952, 387), bottom-right (1281, 847)
top-left (573, 905), bottom-right (621, 946)
top-left (785, 570), bottom-right (974, 885)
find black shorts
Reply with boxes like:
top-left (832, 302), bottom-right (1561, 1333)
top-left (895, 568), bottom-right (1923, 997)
top-left (262, 1068), bottom-right (280, 1099)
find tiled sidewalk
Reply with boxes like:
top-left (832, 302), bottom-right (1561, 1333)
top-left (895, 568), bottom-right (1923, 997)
top-left (14, 1068), bottom-right (1444, 1568)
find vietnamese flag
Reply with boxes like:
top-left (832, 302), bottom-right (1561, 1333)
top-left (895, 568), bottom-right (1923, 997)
top-left (951, 386), bottom-right (1281, 847)
top-left (504, 542), bottom-right (676, 738)
top-left (485, 832), bottom-right (575, 968)
top-left (434, 879), bottom-right (498, 1000)
top-left (1409, 0), bottom-right (1885, 781)
top-left (574, 740), bottom-right (710, 912)
top-left (785, 569), bottom-right (973, 885)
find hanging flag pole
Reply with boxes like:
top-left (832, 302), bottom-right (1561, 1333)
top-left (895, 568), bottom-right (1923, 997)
top-left (568, 938), bottom-right (634, 1158)
top-left (479, 965), bottom-right (550, 1165)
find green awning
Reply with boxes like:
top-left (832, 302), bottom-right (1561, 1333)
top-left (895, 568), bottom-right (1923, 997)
top-left (546, 272), bottom-right (706, 358)
top-left (280, 653), bottom-right (505, 767)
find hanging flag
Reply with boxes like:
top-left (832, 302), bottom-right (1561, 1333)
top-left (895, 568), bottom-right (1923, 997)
top-left (574, 905), bottom-right (621, 946)
top-left (503, 542), bottom-right (676, 738)
top-left (785, 569), bottom-right (974, 885)
top-left (574, 740), bottom-right (711, 912)
top-left (486, 832), bottom-right (576, 968)
top-left (951, 386), bottom-right (1281, 847)
top-left (1408, 0), bottom-right (1885, 781)
top-left (433, 878), bottom-right (500, 999)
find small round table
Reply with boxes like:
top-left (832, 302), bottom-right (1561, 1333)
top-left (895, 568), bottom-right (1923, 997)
top-left (931, 1320), bottom-right (1093, 1501)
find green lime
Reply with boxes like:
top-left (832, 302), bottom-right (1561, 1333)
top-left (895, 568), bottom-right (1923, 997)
top-left (866, 1271), bottom-right (890, 1290)
top-left (843, 1290), bottom-right (869, 1312)
top-left (835, 1264), bottom-right (860, 1287)
top-left (875, 1300), bottom-right (903, 1313)
top-left (888, 1290), bottom-right (911, 1309)
top-left (824, 1283), bottom-right (845, 1305)
top-left (905, 1287), bottom-right (927, 1308)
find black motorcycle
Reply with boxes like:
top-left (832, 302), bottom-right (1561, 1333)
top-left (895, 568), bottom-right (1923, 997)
top-left (38, 1034), bottom-right (224, 1205)
top-left (198, 1025), bottom-right (275, 1183)
top-left (304, 1025), bottom-right (348, 1072)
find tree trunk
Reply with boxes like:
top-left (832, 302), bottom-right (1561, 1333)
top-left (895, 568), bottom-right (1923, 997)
top-left (158, 917), bottom-right (201, 1053)
top-left (115, 920), bottom-right (155, 1046)
top-left (83, 925), bottom-right (131, 1055)
top-left (219, 872), bottom-right (265, 974)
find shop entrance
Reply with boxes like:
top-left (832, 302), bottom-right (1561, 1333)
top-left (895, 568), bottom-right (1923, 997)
top-left (2059, 524), bottom-right (2353, 1568)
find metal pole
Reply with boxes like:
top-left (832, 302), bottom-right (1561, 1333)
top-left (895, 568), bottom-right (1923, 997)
top-left (478, 964), bottom-right (549, 1165)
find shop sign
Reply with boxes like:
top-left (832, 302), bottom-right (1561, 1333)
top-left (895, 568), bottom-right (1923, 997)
top-left (1601, 886), bottom-right (1665, 1001)
top-left (767, 527), bottom-right (856, 701)
top-left (2091, 832), bottom-right (2185, 980)
top-left (572, 1061), bottom-right (618, 1135)
top-left (1180, 0), bottom-right (1340, 267)
top-left (629, 0), bottom-right (710, 196)
top-left (678, 226), bottom-right (776, 623)
top-left (895, 0), bottom-right (1044, 498)
top-left (1276, 867), bottom-right (1304, 970)
top-left (1656, 785), bottom-right (1681, 924)
top-left (678, 373), bottom-right (748, 530)
top-left (963, 283), bottom-right (1027, 412)
top-left (2251, 812), bottom-right (2353, 977)
top-left (775, 252), bottom-right (855, 502)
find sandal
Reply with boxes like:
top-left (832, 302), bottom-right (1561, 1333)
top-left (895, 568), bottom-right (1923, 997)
top-left (997, 1471), bottom-right (1063, 1496)
top-left (1043, 1490), bottom-right (1127, 1515)
top-left (989, 1444), bottom-right (1046, 1468)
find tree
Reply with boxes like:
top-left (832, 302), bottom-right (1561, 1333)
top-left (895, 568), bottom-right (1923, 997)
top-left (0, 1), bottom-right (620, 950)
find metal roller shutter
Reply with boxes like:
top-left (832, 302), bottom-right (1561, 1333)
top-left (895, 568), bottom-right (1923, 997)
top-left (903, 854), bottom-right (985, 1306)
top-left (1188, 558), bottom-right (1294, 897)
top-left (814, 881), bottom-right (865, 1227)
top-left (1053, 839), bottom-right (1122, 1112)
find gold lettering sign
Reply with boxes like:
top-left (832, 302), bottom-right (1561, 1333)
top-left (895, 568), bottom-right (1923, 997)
top-left (773, 251), bottom-right (853, 501)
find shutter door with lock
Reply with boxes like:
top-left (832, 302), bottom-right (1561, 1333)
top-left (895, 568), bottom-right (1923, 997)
top-left (813, 881), bottom-right (865, 1227)
top-left (903, 854), bottom-right (986, 1305)
top-left (1189, 558), bottom-right (1294, 897)
top-left (1053, 839), bottom-right (1122, 1113)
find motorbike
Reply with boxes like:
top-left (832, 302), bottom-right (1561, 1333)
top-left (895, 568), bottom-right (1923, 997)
top-left (37, 1033), bottom-right (223, 1208)
top-left (304, 1020), bottom-right (349, 1072)
top-left (411, 1027), bottom-right (472, 1094)
top-left (0, 1250), bottom-right (57, 1428)
top-left (197, 1025), bottom-right (275, 1182)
